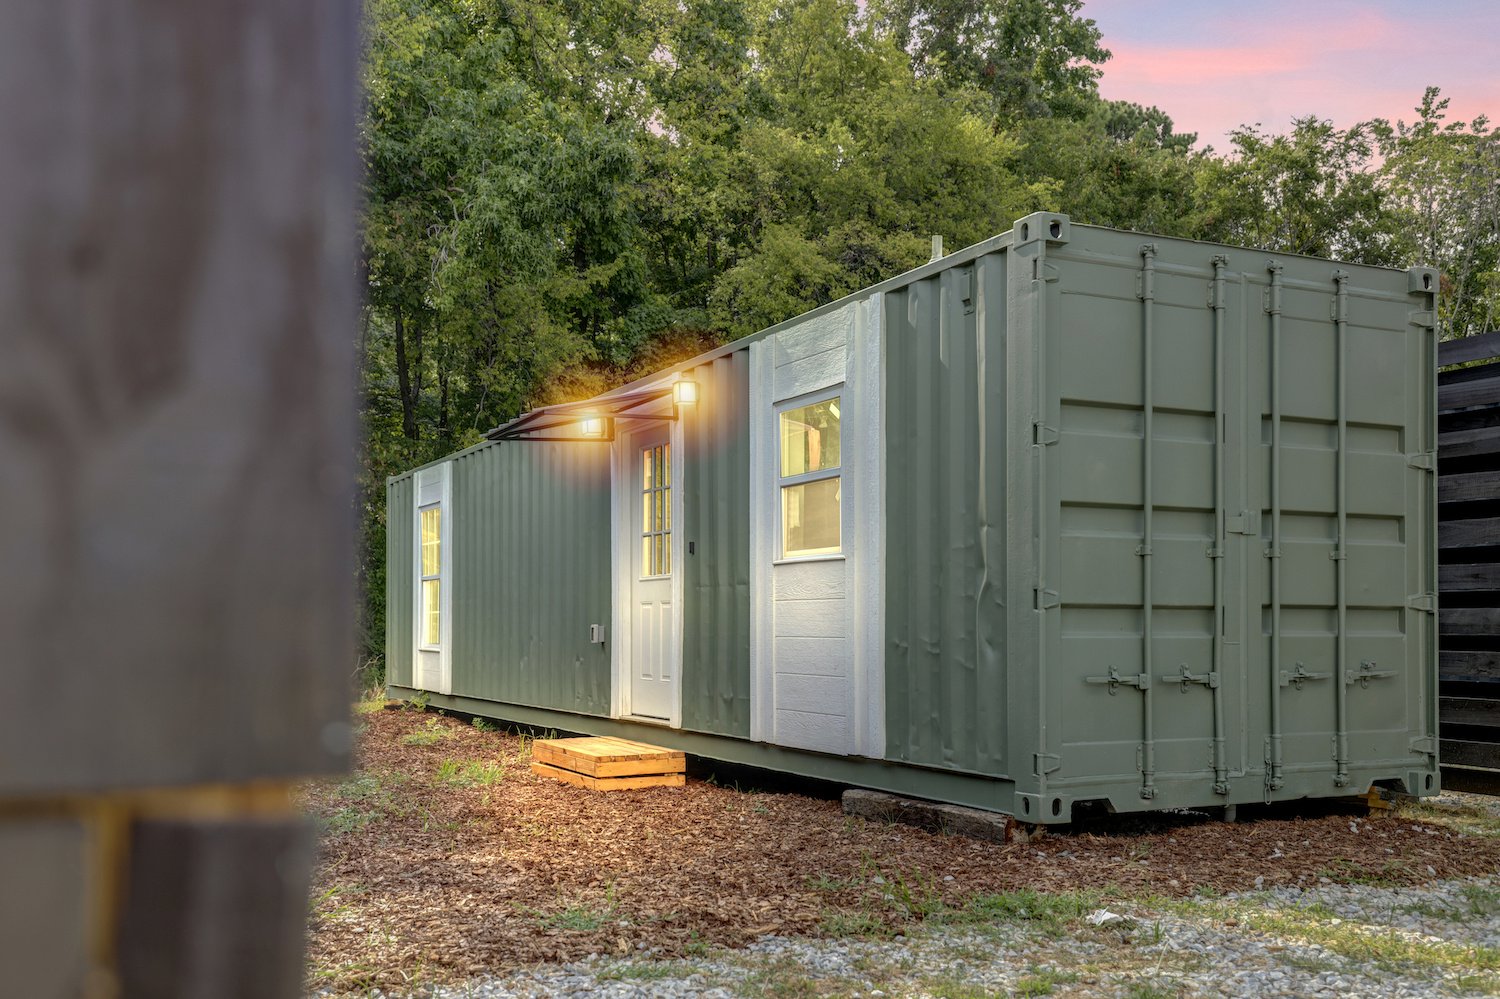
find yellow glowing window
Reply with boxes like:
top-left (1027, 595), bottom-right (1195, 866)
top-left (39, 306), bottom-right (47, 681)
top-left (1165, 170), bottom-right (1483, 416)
top-left (778, 395), bottom-right (841, 558)
top-left (420, 505), bottom-right (441, 646)
top-left (641, 443), bottom-right (671, 577)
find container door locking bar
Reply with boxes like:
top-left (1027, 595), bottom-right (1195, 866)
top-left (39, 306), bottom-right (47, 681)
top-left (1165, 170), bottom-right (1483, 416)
top-left (1161, 664), bottom-right (1219, 692)
top-left (1086, 666), bottom-right (1151, 696)
top-left (1345, 660), bottom-right (1397, 688)
top-left (1279, 662), bottom-right (1330, 689)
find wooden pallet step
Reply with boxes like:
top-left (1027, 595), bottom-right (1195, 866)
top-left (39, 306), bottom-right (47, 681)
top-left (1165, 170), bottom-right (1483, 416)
top-left (532, 736), bottom-right (685, 778)
top-left (530, 760), bottom-right (685, 791)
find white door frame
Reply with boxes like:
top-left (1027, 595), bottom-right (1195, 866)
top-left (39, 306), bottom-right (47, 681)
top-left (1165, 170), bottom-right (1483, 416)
top-left (610, 403), bottom-right (684, 727)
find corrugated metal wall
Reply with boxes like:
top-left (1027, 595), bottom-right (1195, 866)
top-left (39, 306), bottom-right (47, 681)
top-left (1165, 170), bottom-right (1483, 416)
top-left (385, 475), bottom-right (414, 688)
top-left (448, 441), bottom-right (612, 714)
top-left (680, 352), bottom-right (753, 736)
top-left (883, 251), bottom-right (1010, 775)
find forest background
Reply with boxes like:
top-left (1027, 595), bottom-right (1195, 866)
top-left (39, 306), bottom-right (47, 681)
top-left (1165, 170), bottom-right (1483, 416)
top-left (356, 0), bottom-right (1499, 683)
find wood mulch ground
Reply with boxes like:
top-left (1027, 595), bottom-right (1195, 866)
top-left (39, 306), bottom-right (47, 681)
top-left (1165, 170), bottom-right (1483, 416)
top-left (303, 707), bottom-right (1500, 995)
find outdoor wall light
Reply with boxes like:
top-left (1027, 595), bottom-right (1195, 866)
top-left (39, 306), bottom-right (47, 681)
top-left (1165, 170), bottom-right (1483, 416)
top-left (673, 379), bottom-right (700, 406)
top-left (580, 416), bottom-right (605, 438)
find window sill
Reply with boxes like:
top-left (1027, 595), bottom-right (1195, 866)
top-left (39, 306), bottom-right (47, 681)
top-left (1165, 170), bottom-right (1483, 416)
top-left (774, 554), bottom-right (845, 566)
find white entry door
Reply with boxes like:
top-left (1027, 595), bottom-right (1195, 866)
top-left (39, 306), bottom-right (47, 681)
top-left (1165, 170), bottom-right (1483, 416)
top-left (630, 425), bottom-right (676, 719)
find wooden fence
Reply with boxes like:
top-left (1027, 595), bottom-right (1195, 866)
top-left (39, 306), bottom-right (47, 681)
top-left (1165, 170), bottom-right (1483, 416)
top-left (1439, 330), bottom-right (1500, 794)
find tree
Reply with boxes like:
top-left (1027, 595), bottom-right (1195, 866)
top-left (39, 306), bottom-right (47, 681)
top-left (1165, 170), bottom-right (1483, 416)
top-left (1191, 116), bottom-right (1402, 265)
top-left (1377, 88), bottom-right (1500, 337)
top-left (867, 0), bottom-right (1109, 118)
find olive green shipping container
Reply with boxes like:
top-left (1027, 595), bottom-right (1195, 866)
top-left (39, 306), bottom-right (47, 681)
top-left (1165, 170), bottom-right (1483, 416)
top-left (389, 213), bottom-right (1440, 822)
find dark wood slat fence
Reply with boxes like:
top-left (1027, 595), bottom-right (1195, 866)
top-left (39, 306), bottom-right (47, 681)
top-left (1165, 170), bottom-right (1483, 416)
top-left (1439, 332), bottom-right (1500, 794)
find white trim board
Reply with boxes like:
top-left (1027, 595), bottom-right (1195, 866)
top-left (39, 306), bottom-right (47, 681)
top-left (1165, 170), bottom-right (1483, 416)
top-left (412, 460), bottom-right (452, 695)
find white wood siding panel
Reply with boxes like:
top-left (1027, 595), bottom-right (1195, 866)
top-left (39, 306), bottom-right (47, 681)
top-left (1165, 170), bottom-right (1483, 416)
top-left (774, 312), bottom-right (850, 367)
top-left (751, 297), bottom-right (882, 757)
top-left (773, 597), bottom-right (847, 638)
top-left (775, 346), bottom-right (845, 401)
top-left (772, 637), bottom-right (848, 676)
top-left (774, 709), bottom-right (851, 755)
top-left (773, 560), bottom-right (846, 600)
top-left (774, 673), bottom-right (849, 711)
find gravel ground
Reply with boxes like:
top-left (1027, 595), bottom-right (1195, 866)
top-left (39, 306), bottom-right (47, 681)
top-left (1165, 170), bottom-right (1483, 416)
top-left (321, 874), bottom-right (1500, 998)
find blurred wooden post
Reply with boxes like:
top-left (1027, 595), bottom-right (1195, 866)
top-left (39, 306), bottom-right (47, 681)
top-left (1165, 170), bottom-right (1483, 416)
top-left (0, 2), bottom-right (358, 997)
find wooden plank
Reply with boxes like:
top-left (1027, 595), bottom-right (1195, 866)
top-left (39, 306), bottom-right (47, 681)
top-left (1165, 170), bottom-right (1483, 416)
top-left (1440, 518), bottom-right (1500, 549)
top-left (532, 745), bottom-right (686, 778)
top-left (1441, 471), bottom-right (1500, 504)
top-left (1440, 332), bottom-right (1500, 368)
top-left (117, 817), bottom-right (316, 999)
top-left (0, 0), bottom-right (357, 794)
top-left (1441, 650), bottom-right (1500, 681)
top-left (1440, 373), bottom-right (1500, 412)
top-left (1441, 740), bottom-right (1500, 769)
top-left (530, 761), bottom-right (686, 791)
top-left (1440, 766), bottom-right (1500, 796)
top-left (1440, 697), bottom-right (1500, 727)
top-left (1440, 563), bottom-right (1500, 591)
top-left (1439, 425), bottom-right (1500, 460)
top-left (535, 736), bottom-right (684, 764)
top-left (1440, 608), bottom-right (1500, 636)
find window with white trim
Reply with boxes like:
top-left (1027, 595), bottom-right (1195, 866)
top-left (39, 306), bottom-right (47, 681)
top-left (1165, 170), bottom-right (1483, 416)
top-left (641, 442), bottom-right (671, 577)
top-left (419, 504), bottom-right (441, 647)
top-left (778, 394), bottom-right (841, 558)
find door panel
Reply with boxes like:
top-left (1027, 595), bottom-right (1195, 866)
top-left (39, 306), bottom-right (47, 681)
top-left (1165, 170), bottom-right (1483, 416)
top-left (629, 426), bottom-right (676, 719)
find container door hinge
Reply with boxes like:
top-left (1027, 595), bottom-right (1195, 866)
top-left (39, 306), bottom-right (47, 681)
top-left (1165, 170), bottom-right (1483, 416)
top-left (1086, 666), bottom-right (1150, 695)
top-left (1410, 736), bottom-right (1437, 757)
top-left (1407, 593), bottom-right (1437, 613)
top-left (1226, 511), bottom-right (1259, 535)
top-left (1161, 664), bottom-right (1219, 691)
top-left (1345, 660), bottom-right (1398, 687)
top-left (1279, 662), bottom-right (1331, 689)
top-left (1407, 451), bottom-right (1437, 472)
top-left (1032, 421), bottom-right (1059, 446)
top-left (1034, 752), bottom-right (1062, 776)
top-left (1408, 310), bottom-right (1435, 328)
top-left (1033, 587), bottom-right (1060, 611)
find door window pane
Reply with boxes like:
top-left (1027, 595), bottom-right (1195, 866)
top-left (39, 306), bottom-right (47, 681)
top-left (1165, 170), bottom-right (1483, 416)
top-left (422, 578), bottom-right (441, 646)
top-left (779, 398), bottom-right (841, 477)
top-left (782, 477), bottom-right (841, 558)
top-left (421, 507), bottom-right (441, 576)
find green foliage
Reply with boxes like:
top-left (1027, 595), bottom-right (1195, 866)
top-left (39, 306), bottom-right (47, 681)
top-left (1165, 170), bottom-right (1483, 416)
top-left (354, 0), bottom-right (1491, 667)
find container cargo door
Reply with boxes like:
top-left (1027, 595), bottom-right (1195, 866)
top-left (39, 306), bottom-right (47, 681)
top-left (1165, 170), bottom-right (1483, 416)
top-left (1030, 218), bottom-right (1435, 811)
top-left (1253, 263), bottom-right (1435, 795)
top-left (1042, 235), bottom-right (1244, 804)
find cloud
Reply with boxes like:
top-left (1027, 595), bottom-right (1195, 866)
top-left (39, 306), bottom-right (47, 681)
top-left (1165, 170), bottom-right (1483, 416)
top-left (1084, 0), bottom-right (1499, 146)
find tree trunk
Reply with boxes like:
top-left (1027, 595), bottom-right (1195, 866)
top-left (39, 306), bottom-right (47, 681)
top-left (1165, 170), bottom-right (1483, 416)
top-left (393, 306), bottom-right (421, 441)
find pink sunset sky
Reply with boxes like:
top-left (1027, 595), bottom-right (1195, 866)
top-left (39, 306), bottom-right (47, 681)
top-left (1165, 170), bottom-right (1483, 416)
top-left (1083, 0), bottom-right (1499, 149)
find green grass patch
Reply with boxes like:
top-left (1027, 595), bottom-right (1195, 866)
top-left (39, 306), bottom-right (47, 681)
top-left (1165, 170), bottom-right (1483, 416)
top-left (596, 963), bottom-right (684, 982)
top-left (402, 718), bottom-right (450, 746)
top-left (1395, 799), bottom-right (1500, 839)
top-left (818, 908), bottom-right (894, 938)
top-left (435, 758), bottom-right (505, 787)
top-left (1013, 967), bottom-right (1080, 996)
top-left (940, 888), bottom-right (1107, 935)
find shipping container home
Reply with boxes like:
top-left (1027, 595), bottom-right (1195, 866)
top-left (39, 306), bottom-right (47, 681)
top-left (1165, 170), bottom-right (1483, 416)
top-left (387, 213), bottom-right (1441, 822)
